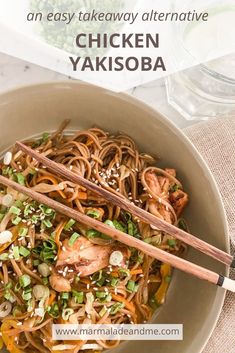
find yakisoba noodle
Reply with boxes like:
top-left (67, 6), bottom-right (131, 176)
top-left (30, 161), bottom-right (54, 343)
top-left (0, 121), bottom-right (188, 353)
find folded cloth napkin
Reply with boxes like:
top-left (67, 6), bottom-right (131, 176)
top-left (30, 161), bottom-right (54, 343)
top-left (184, 117), bottom-right (235, 353)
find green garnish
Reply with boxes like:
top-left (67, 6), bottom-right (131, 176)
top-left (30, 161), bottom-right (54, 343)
top-left (86, 209), bottom-right (100, 219)
top-left (119, 268), bottom-right (130, 278)
top-left (72, 290), bottom-right (84, 304)
top-left (126, 280), bottom-right (138, 293)
top-left (33, 238), bottom-right (57, 264)
top-left (19, 227), bottom-right (28, 237)
top-left (167, 239), bottom-right (176, 247)
top-left (13, 246), bottom-right (20, 260)
top-left (178, 219), bottom-right (188, 231)
top-left (61, 292), bottom-right (69, 300)
top-left (4, 291), bottom-right (15, 303)
top-left (33, 259), bottom-right (40, 266)
top-left (0, 253), bottom-right (9, 261)
top-left (42, 277), bottom-right (49, 285)
top-left (42, 132), bottom-right (49, 142)
top-left (9, 206), bottom-right (21, 216)
top-left (170, 184), bottom-right (180, 192)
top-left (12, 216), bottom-right (22, 225)
top-left (22, 290), bottom-right (32, 301)
top-left (104, 219), bottom-right (115, 228)
top-left (64, 219), bottom-right (76, 231)
top-left (111, 278), bottom-right (119, 287)
top-left (16, 173), bottom-right (25, 186)
top-left (68, 232), bottom-right (80, 246)
top-left (19, 274), bottom-right (31, 288)
top-left (95, 291), bottom-right (107, 299)
top-left (112, 220), bottom-right (126, 232)
top-left (14, 200), bottom-right (23, 208)
top-left (47, 303), bottom-right (59, 318)
top-left (19, 246), bottom-right (30, 257)
top-left (43, 219), bottom-right (53, 228)
top-left (110, 302), bottom-right (124, 315)
top-left (62, 308), bottom-right (74, 321)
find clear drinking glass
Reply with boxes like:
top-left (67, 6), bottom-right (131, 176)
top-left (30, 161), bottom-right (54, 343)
top-left (166, 1), bottom-right (235, 120)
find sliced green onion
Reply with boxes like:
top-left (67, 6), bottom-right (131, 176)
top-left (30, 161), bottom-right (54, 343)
top-left (127, 280), bottom-right (138, 293)
top-left (33, 259), bottom-right (40, 266)
top-left (104, 220), bottom-right (115, 228)
top-left (87, 229), bottom-right (100, 239)
top-left (14, 200), bottom-right (23, 208)
top-left (42, 277), bottom-right (49, 285)
top-left (61, 292), bottom-right (69, 300)
top-left (113, 220), bottom-right (126, 232)
top-left (95, 291), bottom-right (107, 299)
top-left (19, 227), bottom-right (28, 237)
top-left (111, 278), bottom-right (119, 287)
top-left (12, 216), bottom-right (22, 225)
top-left (99, 306), bottom-right (107, 317)
top-left (13, 246), bottom-right (20, 260)
top-left (110, 302), bottom-right (124, 315)
top-left (4, 291), bottom-right (15, 303)
top-left (72, 290), bottom-right (84, 304)
top-left (86, 209), bottom-right (100, 219)
top-left (178, 219), bottom-right (188, 231)
top-left (0, 253), bottom-right (9, 261)
top-left (22, 291), bottom-right (32, 301)
top-left (68, 232), bottom-right (80, 247)
top-left (38, 263), bottom-right (51, 277)
top-left (4, 282), bottom-right (12, 290)
top-left (167, 239), bottom-right (176, 247)
top-left (62, 308), bottom-right (74, 321)
top-left (43, 219), bottom-right (53, 228)
top-left (9, 206), bottom-right (21, 216)
top-left (19, 274), bottom-right (31, 288)
top-left (170, 184), bottom-right (180, 192)
top-left (47, 303), bottom-right (59, 318)
top-left (119, 268), bottom-right (130, 278)
top-left (19, 246), bottom-right (30, 257)
top-left (42, 132), bottom-right (49, 142)
top-left (64, 219), bottom-right (76, 231)
top-left (16, 173), bottom-right (25, 186)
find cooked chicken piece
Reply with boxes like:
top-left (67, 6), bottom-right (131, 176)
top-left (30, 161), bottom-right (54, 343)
top-left (49, 273), bottom-right (71, 292)
top-left (158, 176), bottom-right (170, 195)
top-left (149, 201), bottom-right (173, 224)
top-left (56, 236), bottom-right (130, 278)
top-left (57, 236), bottom-right (92, 266)
top-left (170, 190), bottom-right (189, 216)
top-left (145, 171), bottom-right (161, 195)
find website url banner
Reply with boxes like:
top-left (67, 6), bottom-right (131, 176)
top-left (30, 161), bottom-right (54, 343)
top-left (53, 324), bottom-right (183, 341)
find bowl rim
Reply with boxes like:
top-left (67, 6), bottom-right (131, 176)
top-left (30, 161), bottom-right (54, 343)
top-left (0, 80), bottom-right (230, 353)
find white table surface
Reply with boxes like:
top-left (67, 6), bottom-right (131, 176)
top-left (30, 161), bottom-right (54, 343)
top-left (0, 52), bottom-right (199, 129)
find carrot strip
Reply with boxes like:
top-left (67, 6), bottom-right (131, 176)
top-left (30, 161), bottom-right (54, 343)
top-left (46, 290), bottom-right (56, 307)
top-left (36, 175), bottom-right (66, 199)
top-left (130, 269), bottom-right (143, 275)
top-left (55, 220), bottom-right (66, 252)
top-left (111, 294), bottom-right (136, 313)
top-left (77, 191), bottom-right (87, 200)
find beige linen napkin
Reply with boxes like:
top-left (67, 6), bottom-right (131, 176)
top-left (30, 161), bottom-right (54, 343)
top-left (184, 117), bottom-right (235, 353)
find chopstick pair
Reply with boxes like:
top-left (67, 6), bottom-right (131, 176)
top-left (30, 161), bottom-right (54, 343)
top-left (1, 141), bottom-right (234, 292)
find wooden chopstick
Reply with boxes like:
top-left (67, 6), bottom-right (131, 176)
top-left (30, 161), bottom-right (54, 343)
top-left (16, 141), bottom-right (234, 269)
top-left (0, 174), bottom-right (234, 292)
